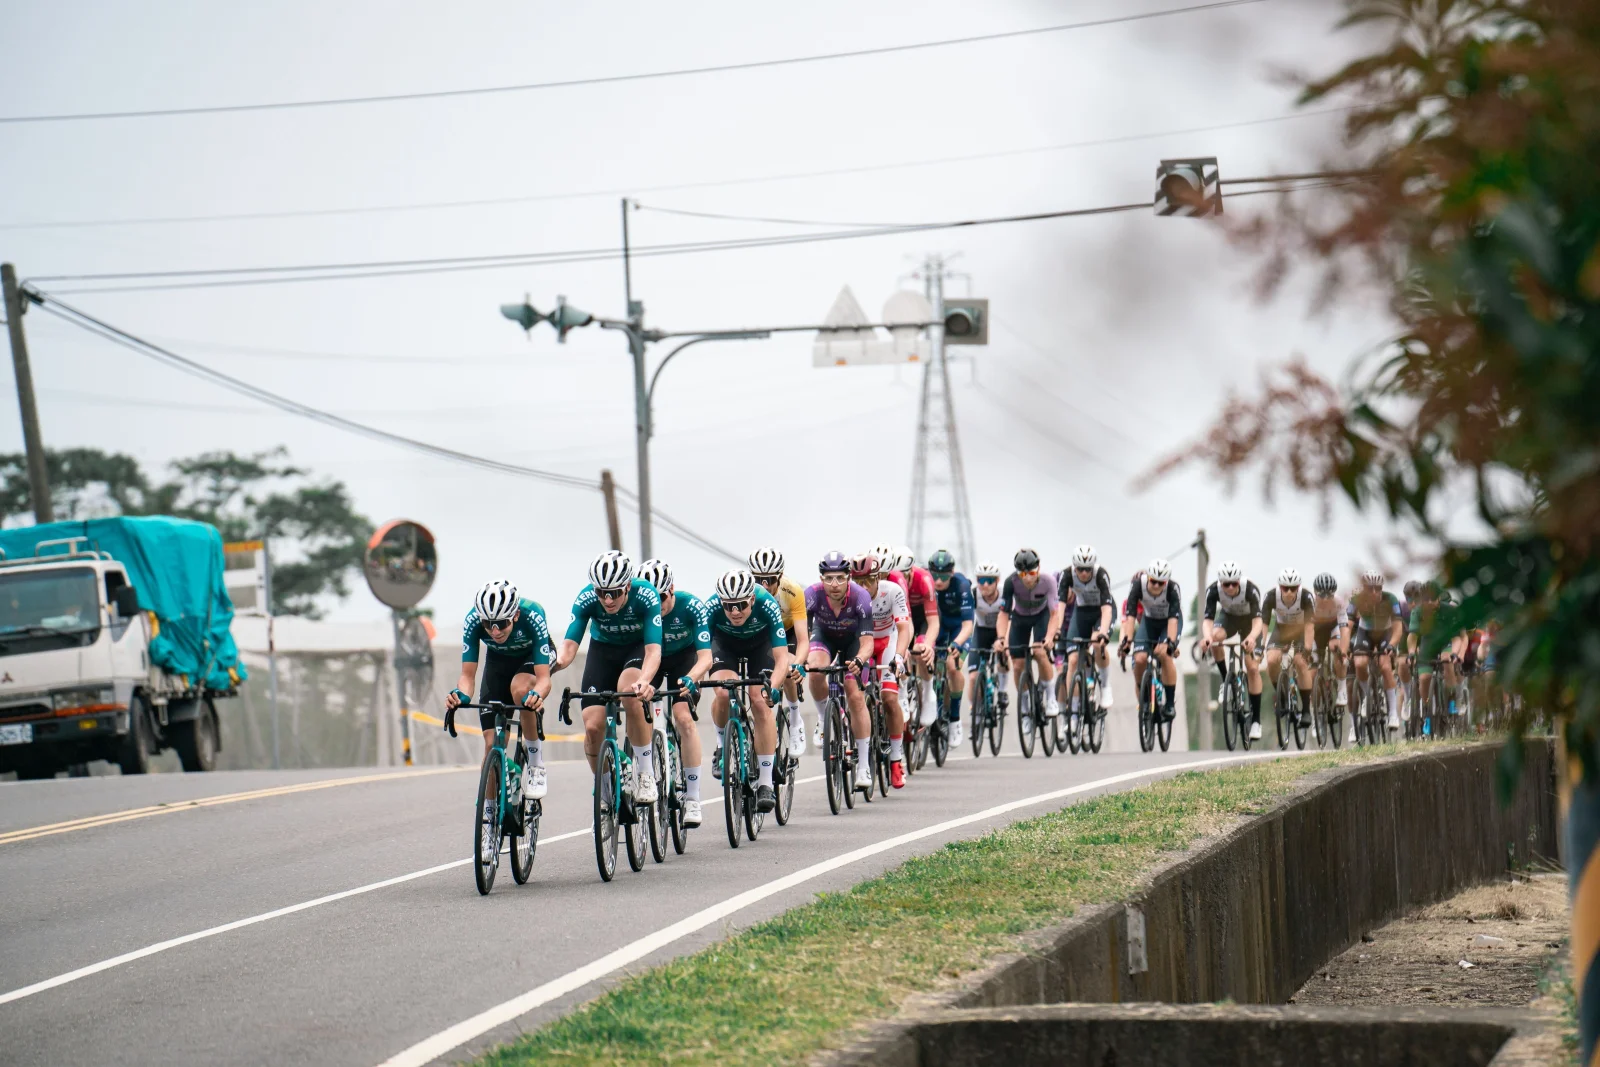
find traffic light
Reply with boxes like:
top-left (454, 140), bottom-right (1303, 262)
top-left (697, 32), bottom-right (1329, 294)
top-left (1155, 157), bottom-right (1222, 217)
top-left (548, 295), bottom-right (594, 343)
top-left (942, 298), bottom-right (988, 346)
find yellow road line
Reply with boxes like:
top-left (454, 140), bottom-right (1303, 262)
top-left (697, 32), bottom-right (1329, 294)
top-left (406, 708), bottom-right (584, 744)
top-left (0, 766), bottom-right (471, 847)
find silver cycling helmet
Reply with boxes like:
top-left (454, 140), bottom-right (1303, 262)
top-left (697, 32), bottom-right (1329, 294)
top-left (716, 568), bottom-right (757, 601)
top-left (589, 550), bottom-right (634, 591)
top-left (474, 579), bottom-right (519, 622)
top-left (1146, 558), bottom-right (1172, 582)
top-left (637, 558), bottom-right (673, 593)
top-left (975, 560), bottom-right (1002, 579)
top-left (1361, 567), bottom-right (1385, 589)
top-left (1278, 566), bottom-right (1301, 588)
top-left (1072, 544), bottom-right (1097, 569)
top-left (1217, 560), bottom-right (1244, 583)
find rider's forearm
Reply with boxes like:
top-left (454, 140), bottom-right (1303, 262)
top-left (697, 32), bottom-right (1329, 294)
top-left (638, 644), bottom-right (662, 685)
top-left (532, 666), bottom-right (552, 700)
top-left (689, 649), bottom-right (713, 682)
top-left (955, 620), bottom-right (974, 646)
top-left (556, 639), bottom-right (579, 671)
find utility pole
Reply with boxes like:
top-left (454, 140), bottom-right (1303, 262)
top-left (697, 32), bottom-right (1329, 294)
top-left (906, 255), bottom-right (977, 569)
top-left (1, 265), bottom-right (52, 524)
top-left (1195, 527), bottom-right (1211, 750)
top-left (600, 469), bottom-right (623, 552)
top-left (619, 199), bottom-right (654, 558)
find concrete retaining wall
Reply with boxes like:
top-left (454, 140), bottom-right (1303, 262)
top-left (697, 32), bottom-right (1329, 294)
top-left (821, 742), bottom-right (1558, 1065)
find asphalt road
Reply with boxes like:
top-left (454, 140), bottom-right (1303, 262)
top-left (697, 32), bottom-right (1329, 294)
top-left (0, 715), bottom-right (1282, 1067)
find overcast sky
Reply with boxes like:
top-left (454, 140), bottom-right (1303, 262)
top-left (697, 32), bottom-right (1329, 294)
top-left (0, 0), bottom-right (1416, 625)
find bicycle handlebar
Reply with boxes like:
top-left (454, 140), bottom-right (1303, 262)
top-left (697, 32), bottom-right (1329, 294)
top-left (556, 686), bottom-right (663, 726)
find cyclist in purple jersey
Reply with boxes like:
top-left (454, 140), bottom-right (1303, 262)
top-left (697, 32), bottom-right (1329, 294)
top-left (804, 551), bottom-right (876, 785)
top-left (996, 547), bottom-right (1064, 719)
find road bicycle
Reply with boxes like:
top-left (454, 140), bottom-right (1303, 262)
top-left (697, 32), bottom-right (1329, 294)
top-left (557, 687), bottom-right (649, 882)
top-left (1124, 640), bottom-right (1174, 753)
top-left (1205, 637), bottom-right (1254, 752)
top-left (1268, 644), bottom-right (1311, 750)
top-left (701, 664), bottom-right (779, 847)
top-left (1015, 641), bottom-right (1056, 759)
top-left (901, 654), bottom-right (926, 778)
top-left (968, 647), bottom-right (1008, 758)
top-left (862, 663), bottom-right (892, 798)
top-left (1351, 641), bottom-right (1396, 745)
top-left (1060, 636), bottom-right (1108, 755)
top-left (915, 646), bottom-right (958, 770)
top-left (649, 684), bottom-right (697, 857)
top-left (1309, 643), bottom-right (1344, 748)
top-left (453, 700), bottom-right (542, 896)
top-left (809, 658), bottom-right (860, 815)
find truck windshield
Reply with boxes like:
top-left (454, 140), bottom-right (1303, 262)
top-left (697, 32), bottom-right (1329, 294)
top-left (0, 568), bottom-right (100, 635)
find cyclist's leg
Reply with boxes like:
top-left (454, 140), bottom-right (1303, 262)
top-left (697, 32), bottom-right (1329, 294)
top-left (578, 642), bottom-right (634, 772)
top-left (1155, 641), bottom-right (1178, 716)
top-left (616, 653), bottom-right (656, 789)
top-left (743, 641), bottom-right (779, 790)
top-left (476, 653), bottom-right (520, 759)
top-left (1265, 645), bottom-right (1284, 688)
top-left (1292, 645), bottom-right (1312, 708)
top-left (1132, 648), bottom-right (1150, 702)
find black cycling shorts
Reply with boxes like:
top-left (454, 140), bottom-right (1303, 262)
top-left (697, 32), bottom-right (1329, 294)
top-left (1006, 611), bottom-right (1050, 657)
top-left (1133, 615), bottom-right (1175, 653)
top-left (476, 653), bottom-right (538, 728)
top-left (580, 640), bottom-right (645, 709)
top-left (1313, 621), bottom-right (1341, 651)
top-left (653, 645), bottom-right (702, 698)
top-left (968, 625), bottom-right (1000, 671)
top-left (711, 630), bottom-right (776, 678)
top-left (1066, 604), bottom-right (1105, 644)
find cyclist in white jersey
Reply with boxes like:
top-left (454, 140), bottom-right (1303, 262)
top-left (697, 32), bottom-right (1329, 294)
top-left (965, 560), bottom-right (1009, 710)
top-left (852, 551), bottom-right (913, 790)
top-left (1262, 567), bottom-right (1316, 719)
top-left (1199, 561), bottom-right (1266, 741)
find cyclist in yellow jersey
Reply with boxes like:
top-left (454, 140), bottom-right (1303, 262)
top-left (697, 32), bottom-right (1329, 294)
top-left (749, 547), bottom-right (812, 754)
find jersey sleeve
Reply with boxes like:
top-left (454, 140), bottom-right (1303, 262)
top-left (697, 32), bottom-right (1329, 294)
top-left (689, 596), bottom-right (712, 651)
top-left (1124, 578), bottom-right (1141, 616)
top-left (851, 586), bottom-right (874, 636)
top-left (1203, 583), bottom-right (1220, 621)
top-left (1168, 582), bottom-right (1184, 619)
top-left (637, 584), bottom-right (663, 646)
top-left (1042, 573), bottom-right (1060, 611)
top-left (1001, 575), bottom-right (1016, 612)
top-left (564, 590), bottom-right (594, 644)
top-left (758, 591), bottom-right (787, 648)
top-left (1261, 589), bottom-right (1278, 627)
top-left (1246, 582), bottom-right (1263, 617)
top-left (1095, 569), bottom-right (1113, 603)
top-left (527, 609), bottom-right (553, 666)
top-left (957, 577), bottom-right (974, 621)
top-left (891, 584), bottom-right (910, 621)
top-left (461, 609), bottom-right (483, 663)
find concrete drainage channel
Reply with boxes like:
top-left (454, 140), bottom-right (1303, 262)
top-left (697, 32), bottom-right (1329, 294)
top-left (819, 742), bottom-right (1559, 1067)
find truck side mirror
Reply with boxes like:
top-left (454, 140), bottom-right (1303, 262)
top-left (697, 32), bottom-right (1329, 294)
top-left (114, 586), bottom-right (140, 617)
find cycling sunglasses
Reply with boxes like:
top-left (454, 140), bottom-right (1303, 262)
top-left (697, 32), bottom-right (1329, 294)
top-left (1019, 568), bottom-right (1039, 577)
top-left (596, 587), bottom-right (628, 602)
top-left (722, 599), bottom-right (754, 612)
top-left (1220, 581), bottom-right (1241, 591)
top-left (976, 576), bottom-right (998, 585)
top-left (482, 618), bottom-right (512, 633)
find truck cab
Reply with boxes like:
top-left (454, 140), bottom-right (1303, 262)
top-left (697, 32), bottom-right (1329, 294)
top-left (0, 537), bottom-right (227, 778)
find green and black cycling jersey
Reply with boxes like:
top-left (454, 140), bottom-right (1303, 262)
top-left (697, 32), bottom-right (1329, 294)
top-left (461, 597), bottom-right (553, 665)
top-left (661, 590), bottom-right (713, 655)
top-left (705, 586), bottom-right (787, 648)
top-left (564, 578), bottom-right (664, 647)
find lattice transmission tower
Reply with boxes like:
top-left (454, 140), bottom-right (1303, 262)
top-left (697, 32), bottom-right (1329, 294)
top-left (906, 254), bottom-right (978, 570)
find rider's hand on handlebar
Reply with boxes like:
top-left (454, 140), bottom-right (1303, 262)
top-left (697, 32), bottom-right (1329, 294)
top-left (520, 689), bottom-right (544, 712)
top-left (446, 688), bottom-right (468, 710)
top-left (631, 678), bottom-right (656, 702)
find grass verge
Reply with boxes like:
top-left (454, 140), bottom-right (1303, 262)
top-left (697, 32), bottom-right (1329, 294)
top-left (481, 745), bottom-right (1408, 1066)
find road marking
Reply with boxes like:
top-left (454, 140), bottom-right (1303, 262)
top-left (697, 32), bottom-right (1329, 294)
top-left (0, 767), bottom-right (472, 847)
top-left (376, 752), bottom-right (1291, 1067)
top-left (0, 773), bottom-right (823, 1007)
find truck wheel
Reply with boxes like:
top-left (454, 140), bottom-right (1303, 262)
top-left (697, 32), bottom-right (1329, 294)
top-left (118, 697), bottom-right (153, 776)
top-left (173, 703), bottom-right (218, 772)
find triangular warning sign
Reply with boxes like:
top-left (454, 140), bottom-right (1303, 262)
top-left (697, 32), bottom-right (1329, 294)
top-left (822, 286), bottom-right (872, 330)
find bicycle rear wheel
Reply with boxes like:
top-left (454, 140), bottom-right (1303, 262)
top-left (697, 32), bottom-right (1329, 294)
top-left (474, 748), bottom-right (505, 896)
top-left (1274, 685), bottom-right (1291, 749)
top-left (593, 745), bottom-right (619, 883)
top-left (724, 720), bottom-right (747, 847)
top-left (1039, 683), bottom-right (1057, 757)
top-left (668, 731), bottom-right (687, 855)
top-left (774, 715), bottom-right (795, 826)
top-left (1291, 689), bottom-right (1309, 750)
top-left (991, 693), bottom-right (1006, 756)
top-left (1138, 678), bottom-right (1155, 753)
top-left (970, 688), bottom-right (986, 758)
top-left (648, 732), bottom-right (669, 863)
top-left (1067, 672), bottom-right (1088, 755)
top-left (511, 797), bottom-right (539, 884)
top-left (1221, 682), bottom-right (1240, 751)
top-left (624, 764), bottom-right (647, 873)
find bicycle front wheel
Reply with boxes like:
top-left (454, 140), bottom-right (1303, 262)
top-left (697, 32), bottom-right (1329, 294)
top-left (724, 721), bottom-right (747, 847)
top-left (474, 748), bottom-right (505, 896)
top-left (774, 712), bottom-right (795, 827)
top-left (593, 745), bottom-right (619, 883)
top-left (511, 797), bottom-right (538, 885)
top-left (1221, 684), bottom-right (1240, 751)
top-left (1274, 687), bottom-right (1291, 749)
top-left (1039, 685), bottom-right (1057, 757)
top-left (1138, 682), bottom-right (1155, 754)
top-left (1292, 689), bottom-right (1309, 750)
top-left (824, 699), bottom-right (843, 815)
top-left (1017, 684), bottom-right (1037, 758)
top-left (970, 690), bottom-right (986, 758)
top-left (648, 731), bottom-right (669, 863)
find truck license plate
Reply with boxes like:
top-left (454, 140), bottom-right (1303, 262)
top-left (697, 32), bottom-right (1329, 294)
top-left (0, 723), bottom-right (33, 745)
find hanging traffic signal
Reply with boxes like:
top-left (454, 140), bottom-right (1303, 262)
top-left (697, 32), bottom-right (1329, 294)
top-left (547, 296), bottom-right (595, 343)
top-left (942, 298), bottom-right (988, 346)
top-left (1155, 157), bottom-right (1222, 217)
top-left (499, 296), bottom-right (548, 333)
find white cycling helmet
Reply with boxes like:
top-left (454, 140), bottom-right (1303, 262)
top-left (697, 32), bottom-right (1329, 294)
top-left (894, 545), bottom-right (916, 572)
top-left (872, 542), bottom-right (899, 570)
top-left (975, 560), bottom-right (1001, 579)
top-left (747, 546), bottom-right (784, 578)
top-left (1362, 566), bottom-right (1385, 588)
top-left (589, 549), bottom-right (634, 591)
top-left (716, 568), bottom-right (756, 601)
top-left (1278, 566), bottom-right (1301, 587)
top-left (474, 579), bottom-right (519, 622)
top-left (637, 558), bottom-right (673, 593)
top-left (1072, 544), bottom-right (1098, 569)
top-left (1217, 560), bottom-right (1243, 583)
top-left (1146, 558), bottom-right (1172, 582)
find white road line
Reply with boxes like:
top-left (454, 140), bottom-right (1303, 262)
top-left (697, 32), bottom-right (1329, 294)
top-left (376, 752), bottom-right (1290, 1067)
top-left (0, 775), bottom-right (823, 1008)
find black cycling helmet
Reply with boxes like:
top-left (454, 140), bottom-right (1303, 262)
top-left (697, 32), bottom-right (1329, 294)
top-left (927, 548), bottom-right (956, 575)
top-left (1013, 547), bottom-right (1040, 571)
top-left (1313, 572), bottom-right (1337, 596)
top-left (819, 549), bottom-right (850, 575)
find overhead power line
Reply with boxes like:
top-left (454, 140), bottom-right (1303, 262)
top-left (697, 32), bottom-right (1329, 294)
top-left (0, 105), bottom-right (1353, 232)
top-left (26, 290), bottom-right (743, 563)
top-left (0, 0), bottom-right (1269, 125)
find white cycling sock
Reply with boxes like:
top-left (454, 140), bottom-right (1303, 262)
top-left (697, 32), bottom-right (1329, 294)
top-left (684, 766), bottom-right (701, 801)
top-left (889, 735), bottom-right (904, 762)
top-left (855, 738), bottom-right (871, 766)
top-left (524, 737), bottom-right (544, 768)
top-left (758, 754), bottom-right (774, 787)
top-left (633, 743), bottom-right (654, 777)
top-left (716, 726), bottom-right (725, 748)
top-left (1385, 687), bottom-right (1399, 718)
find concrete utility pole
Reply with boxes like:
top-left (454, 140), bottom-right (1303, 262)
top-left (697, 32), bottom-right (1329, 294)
top-left (1196, 527), bottom-right (1211, 749)
top-left (1, 265), bottom-right (52, 523)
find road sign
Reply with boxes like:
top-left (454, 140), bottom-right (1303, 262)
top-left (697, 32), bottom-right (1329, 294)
top-left (812, 287), bottom-right (930, 366)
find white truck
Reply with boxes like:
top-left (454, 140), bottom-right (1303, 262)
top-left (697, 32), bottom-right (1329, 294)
top-left (0, 518), bottom-right (244, 779)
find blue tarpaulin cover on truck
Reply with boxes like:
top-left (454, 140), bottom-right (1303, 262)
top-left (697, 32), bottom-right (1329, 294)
top-left (0, 517), bottom-right (246, 689)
